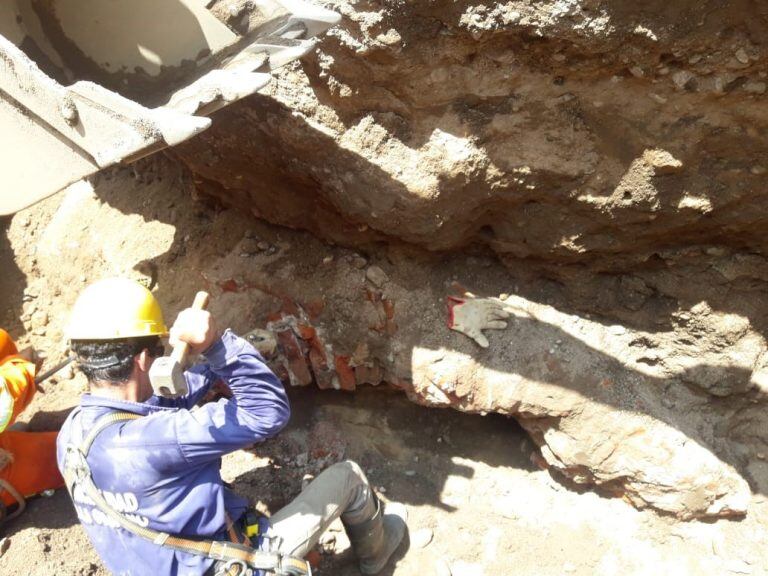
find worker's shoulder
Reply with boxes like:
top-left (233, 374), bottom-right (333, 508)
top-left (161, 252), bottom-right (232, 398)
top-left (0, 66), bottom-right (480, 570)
top-left (102, 410), bottom-right (189, 453)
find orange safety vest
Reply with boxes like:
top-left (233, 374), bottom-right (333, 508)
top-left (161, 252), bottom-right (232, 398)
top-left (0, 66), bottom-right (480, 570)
top-left (0, 329), bottom-right (36, 433)
top-left (0, 328), bottom-right (64, 510)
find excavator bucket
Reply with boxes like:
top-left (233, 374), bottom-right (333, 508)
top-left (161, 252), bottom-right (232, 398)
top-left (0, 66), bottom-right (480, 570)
top-left (0, 0), bottom-right (339, 215)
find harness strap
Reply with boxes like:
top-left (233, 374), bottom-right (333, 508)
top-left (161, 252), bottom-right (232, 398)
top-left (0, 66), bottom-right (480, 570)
top-left (0, 478), bottom-right (25, 525)
top-left (63, 411), bottom-right (311, 576)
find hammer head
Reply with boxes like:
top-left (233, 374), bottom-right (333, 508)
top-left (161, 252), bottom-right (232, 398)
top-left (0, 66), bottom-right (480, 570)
top-left (148, 357), bottom-right (188, 398)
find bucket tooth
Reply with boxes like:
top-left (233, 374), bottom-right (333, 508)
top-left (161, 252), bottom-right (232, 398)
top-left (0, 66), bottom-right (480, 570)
top-left (167, 70), bottom-right (273, 116)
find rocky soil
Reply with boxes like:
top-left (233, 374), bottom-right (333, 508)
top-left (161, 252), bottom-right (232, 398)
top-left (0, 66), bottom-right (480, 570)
top-left (1, 158), bottom-right (768, 575)
top-left (167, 0), bottom-right (768, 521)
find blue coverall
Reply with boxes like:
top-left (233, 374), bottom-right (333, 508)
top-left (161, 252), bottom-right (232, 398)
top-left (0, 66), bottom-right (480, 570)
top-left (56, 330), bottom-right (290, 575)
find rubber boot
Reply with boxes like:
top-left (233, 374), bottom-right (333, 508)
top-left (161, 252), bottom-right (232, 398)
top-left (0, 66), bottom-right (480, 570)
top-left (344, 495), bottom-right (408, 575)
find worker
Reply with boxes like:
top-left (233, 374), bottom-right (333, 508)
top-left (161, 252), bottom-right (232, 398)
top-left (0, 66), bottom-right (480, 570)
top-left (0, 328), bottom-right (65, 523)
top-left (57, 278), bottom-right (407, 575)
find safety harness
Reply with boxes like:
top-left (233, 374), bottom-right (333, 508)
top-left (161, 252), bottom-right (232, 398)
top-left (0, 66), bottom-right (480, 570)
top-left (62, 411), bottom-right (311, 576)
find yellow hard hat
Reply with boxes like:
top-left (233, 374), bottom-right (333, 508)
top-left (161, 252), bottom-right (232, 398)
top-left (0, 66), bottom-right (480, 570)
top-left (67, 278), bottom-right (169, 340)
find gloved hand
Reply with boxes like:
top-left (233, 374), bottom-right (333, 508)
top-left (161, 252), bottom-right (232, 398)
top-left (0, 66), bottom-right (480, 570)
top-left (447, 294), bottom-right (511, 348)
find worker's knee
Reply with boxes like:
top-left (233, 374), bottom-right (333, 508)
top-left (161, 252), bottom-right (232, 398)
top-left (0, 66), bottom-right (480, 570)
top-left (326, 459), bottom-right (367, 484)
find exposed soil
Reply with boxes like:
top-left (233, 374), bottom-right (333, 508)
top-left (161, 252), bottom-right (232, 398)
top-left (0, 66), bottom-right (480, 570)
top-left (1, 157), bottom-right (767, 575)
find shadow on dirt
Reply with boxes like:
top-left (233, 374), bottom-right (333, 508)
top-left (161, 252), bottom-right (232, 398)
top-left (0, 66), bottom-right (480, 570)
top-left (26, 407), bottom-right (74, 432)
top-left (0, 216), bottom-right (27, 335)
top-left (232, 387), bottom-right (532, 512)
top-left (2, 490), bottom-right (79, 536)
top-left (414, 308), bottom-right (763, 491)
top-left (229, 386), bottom-right (528, 574)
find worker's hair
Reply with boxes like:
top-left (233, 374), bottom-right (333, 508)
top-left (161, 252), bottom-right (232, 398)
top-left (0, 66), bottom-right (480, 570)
top-left (71, 336), bottom-right (163, 384)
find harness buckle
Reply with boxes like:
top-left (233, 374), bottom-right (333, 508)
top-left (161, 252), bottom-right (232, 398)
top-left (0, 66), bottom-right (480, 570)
top-left (215, 559), bottom-right (251, 576)
top-left (209, 541), bottom-right (231, 561)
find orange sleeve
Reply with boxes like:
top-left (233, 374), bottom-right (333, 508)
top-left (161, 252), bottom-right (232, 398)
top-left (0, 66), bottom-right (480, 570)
top-left (0, 330), bottom-right (36, 432)
top-left (0, 328), bottom-right (18, 358)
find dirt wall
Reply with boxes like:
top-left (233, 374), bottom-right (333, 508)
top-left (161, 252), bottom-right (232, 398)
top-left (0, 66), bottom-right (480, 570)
top-left (164, 1), bottom-right (768, 519)
top-left (173, 0), bottom-right (768, 265)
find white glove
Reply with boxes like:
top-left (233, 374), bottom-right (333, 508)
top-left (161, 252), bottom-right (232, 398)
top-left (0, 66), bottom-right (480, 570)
top-left (447, 294), bottom-right (511, 348)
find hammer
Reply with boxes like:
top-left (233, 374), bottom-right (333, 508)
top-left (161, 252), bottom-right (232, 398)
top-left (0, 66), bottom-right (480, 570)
top-left (149, 291), bottom-right (209, 398)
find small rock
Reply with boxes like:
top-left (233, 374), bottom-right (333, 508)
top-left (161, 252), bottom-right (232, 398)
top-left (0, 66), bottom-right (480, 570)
top-left (564, 563), bottom-right (577, 573)
top-left (240, 237), bottom-right (261, 255)
top-left (688, 54), bottom-right (703, 64)
top-left (712, 76), bottom-right (727, 93)
top-left (295, 452), bottom-right (309, 467)
top-left (365, 265), bottom-right (389, 287)
top-left (629, 66), bottom-right (644, 78)
top-left (672, 70), bottom-right (695, 90)
top-left (322, 256), bottom-right (334, 265)
top-left (351, 255), bottom-right (368, 269)
top-left (376, 28), bottom-right (402, 47)
top-left (735, 48), bottom-right (750, 65)
top-left (318, 531), bottom-right (336, 548)
top-left (744, 81), bottom-right (767, 94)
top-left (412, 528), bottom-right (433, 549)
top-left (405, 470), bottom-right (416, 477)
top-left (649, 93), bottom-right (668, 104)
top-left (61, 364), bottom-right (75, 381)
top-left (257, 241), bottom-right (271, 251)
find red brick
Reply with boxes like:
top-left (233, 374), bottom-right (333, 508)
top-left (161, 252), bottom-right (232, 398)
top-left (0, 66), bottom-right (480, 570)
top-left (281, 297), bottom-right (301, 317)
top-left (276, 329), bottom-right (313, 386)
top-left (355, 363), bottom-right (383, 386)
top-left (296, 324), bottom-right (317, 341)
top-left (309, 348), bottom-right (335, 390)
top-left (334, 355), bottom-right (357, 392)
top-left (304, 299), bottom-right (326, 319)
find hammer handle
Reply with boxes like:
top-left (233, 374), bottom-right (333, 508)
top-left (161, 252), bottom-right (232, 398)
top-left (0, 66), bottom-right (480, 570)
top-left (170, 291), bottom-right (210, 364)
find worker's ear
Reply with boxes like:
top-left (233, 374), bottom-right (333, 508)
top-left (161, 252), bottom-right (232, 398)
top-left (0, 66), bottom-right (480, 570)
top-left (135, 349), bottom-right (153, 373)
